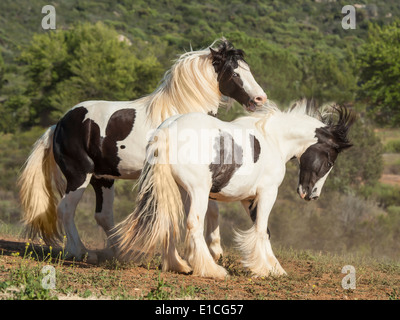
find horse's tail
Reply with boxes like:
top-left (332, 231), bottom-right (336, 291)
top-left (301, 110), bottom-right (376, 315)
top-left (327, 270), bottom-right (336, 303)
top-left (112, 129), bottom-right (184, 260)
top-left (18, 125), bottom-right (65, 244)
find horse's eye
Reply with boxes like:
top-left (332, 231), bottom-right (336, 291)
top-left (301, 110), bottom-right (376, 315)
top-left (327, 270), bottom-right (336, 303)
top-left (232, 72), bottom-right (238, 77)
top-left (327, 162), bottom-right (333, 168)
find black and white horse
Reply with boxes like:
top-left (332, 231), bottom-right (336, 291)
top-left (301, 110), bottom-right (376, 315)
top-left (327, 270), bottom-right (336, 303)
top-left (18, 39), bottom-right (267, 263)
top-left (113, 100), bottom-right (356, 278)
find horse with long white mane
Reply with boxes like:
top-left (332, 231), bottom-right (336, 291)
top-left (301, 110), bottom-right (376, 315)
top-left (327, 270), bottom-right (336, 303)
top-left (18, 39), bottom-right (267, 263)
top-left (112, 99), bottom-right (356, 278)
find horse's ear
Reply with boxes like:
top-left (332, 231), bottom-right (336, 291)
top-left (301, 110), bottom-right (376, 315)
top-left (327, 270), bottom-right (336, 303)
top-left (210, 47), bottom-right (223, 62)
top-left (210, 47), bottom-right (218, 57)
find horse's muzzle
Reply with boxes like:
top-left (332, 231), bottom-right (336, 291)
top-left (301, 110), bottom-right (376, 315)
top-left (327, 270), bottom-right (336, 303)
top-left (297, 185), bottom-right (320, 201)
top-left (246, 95), bottom-right (267, 112)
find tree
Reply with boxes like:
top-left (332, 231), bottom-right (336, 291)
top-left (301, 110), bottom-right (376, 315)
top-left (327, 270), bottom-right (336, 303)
top-left (19, 22), bottom-right (163, 126)
top-left (0, 52), bottom-right (4, 91)
top-left (357, 21), bottom-right (400, 126)
top-left (299, 50), bottom-right (357, 107)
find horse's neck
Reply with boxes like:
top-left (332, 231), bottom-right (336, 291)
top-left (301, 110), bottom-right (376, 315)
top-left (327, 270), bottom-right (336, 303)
top-left (264, 114), bottom-right (322, 162)
top-left (144, 54), bottom-right (221, 126)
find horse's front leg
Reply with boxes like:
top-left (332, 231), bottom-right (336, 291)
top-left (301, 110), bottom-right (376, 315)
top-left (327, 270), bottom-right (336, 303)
top-left (236, 187), bottom-right (286, 277)
top-left (91, 177), bottom-right (117, 260)
top-left (58, 173), bottom-right (98, 264)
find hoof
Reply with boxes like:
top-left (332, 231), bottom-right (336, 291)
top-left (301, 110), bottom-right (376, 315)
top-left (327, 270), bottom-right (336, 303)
top-left (63, 250), bottom-right (98, 264)
top-left (209, 246), bottom-right (223, 262)
top-left (193, 264), bottom-right (228, 279)
top-left (83, 251), bottom-right (99, 264)
top-left (96, 248), bottom-right (117, 262)
top-left (163, 257), bottom-right (193, 275)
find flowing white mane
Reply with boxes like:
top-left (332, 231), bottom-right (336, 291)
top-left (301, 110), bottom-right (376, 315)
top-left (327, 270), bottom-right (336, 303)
top-left (254, 98), bottom-right (336, 123)
top-left (252, 99), bottom-right (337, 137)
top-left (286, 99), bottom-right (334, 124)
top-left (142, 40), bottom-right (229, 126)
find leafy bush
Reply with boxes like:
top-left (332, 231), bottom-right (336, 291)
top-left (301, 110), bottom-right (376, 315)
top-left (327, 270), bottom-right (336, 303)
top-left (357, 21), bottom-right (400, 126)
top-left (360, 183), bottom-right (400, 208)
top-left (384, 140), bottom-right (400, 153)
top-left (17, 22), bottom-right (163, 127)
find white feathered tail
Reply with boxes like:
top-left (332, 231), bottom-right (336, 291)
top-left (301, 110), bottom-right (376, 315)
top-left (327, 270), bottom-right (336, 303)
top-left (112, 128), bottom-right (184, 261)
top-left (18, 125), bottom-right (65, 244)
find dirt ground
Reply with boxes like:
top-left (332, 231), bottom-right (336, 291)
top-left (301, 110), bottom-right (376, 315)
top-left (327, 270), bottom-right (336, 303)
top-left (380, 173), bottom-right (400, 186)
top-left (1, 235), bottom-right (399, 300)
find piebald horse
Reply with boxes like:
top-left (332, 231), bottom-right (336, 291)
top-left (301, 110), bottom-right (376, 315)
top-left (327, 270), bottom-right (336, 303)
top-left (113, 100), bottom-right (356, 278)
top-left (18, 39), bottom-right (267, 263)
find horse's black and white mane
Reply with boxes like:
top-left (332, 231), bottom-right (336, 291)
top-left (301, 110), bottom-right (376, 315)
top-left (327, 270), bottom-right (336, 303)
top-left (253, 99), bottom-right (356, 150)
top-left (210, 40), bottom-right (246, 80)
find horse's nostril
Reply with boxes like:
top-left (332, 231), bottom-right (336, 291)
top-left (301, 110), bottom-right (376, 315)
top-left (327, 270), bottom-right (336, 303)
top-left (254, 95), bottom-right (267, 104)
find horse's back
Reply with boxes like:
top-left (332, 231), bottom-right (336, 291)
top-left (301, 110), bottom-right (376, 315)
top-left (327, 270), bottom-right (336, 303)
top-left (53, 99), bottom-right (149, 184)
top-left (162, 112), bottom-right (264, 200)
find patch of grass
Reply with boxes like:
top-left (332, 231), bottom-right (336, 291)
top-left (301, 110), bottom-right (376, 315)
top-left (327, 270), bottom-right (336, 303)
top-left (382, 153), bottom-right (400, 174)
top-left (384, 140), bottom-right (400, 153)
top-left (179, 284), bottom-right (206, 299)
top-left (220, 250), bottom-right (248, 277)
top-left (144, 273), bottom-right (173, 300)
top-left (387, 288), bottom-right (400, 300)
top-left (375, 128), bottom-right (400, 146)
top-left (0, 254), bottom-right (57, 300)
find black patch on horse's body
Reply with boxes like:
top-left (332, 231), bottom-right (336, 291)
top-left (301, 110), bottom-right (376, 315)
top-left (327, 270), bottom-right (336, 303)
top-left (100, 108), bottom-right (136, 174)
top-left (53, 106), bottom-right (136, 193)
top-left (249, 134), bottom-right (260, 163)
top-left (90, 177), bottom-right (114, 213)
top-left (209, 130), bottom-right (243, 193)
top-left (53, 107), bottom-right (95, 193)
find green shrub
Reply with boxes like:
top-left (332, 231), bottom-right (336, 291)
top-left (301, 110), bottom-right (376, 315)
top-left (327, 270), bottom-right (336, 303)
top-left (384, 140), bottom-right (400, 153)
top-left (360, 183), bottom-right (400, 208)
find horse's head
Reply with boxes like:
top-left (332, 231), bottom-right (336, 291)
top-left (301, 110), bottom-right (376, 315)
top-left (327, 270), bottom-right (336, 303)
top-left (297, 106), bottom-right (356, 201)
top-left (210, 40), bottom-right (267, 112)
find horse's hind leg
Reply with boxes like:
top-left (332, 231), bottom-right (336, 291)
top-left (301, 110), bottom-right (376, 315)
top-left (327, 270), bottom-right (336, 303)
top-left (90, 177), bottom-right (116, 258)
top-left (58, 173), bottom-right (98, 263)
top-left (185, 189), bottom-right (227, 278)
top-left (181, 190), bottom-right (223, 261)
top-left (162, 232), bottom-right (192, 274)
top-left (158, 186), bottom-right (192, 274)
top-left (205, 200), bottom-right (223, 261)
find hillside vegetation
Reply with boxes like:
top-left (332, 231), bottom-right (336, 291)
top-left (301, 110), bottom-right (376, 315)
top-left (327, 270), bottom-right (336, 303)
top-left (0, 0), bottom-right (399, 264)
